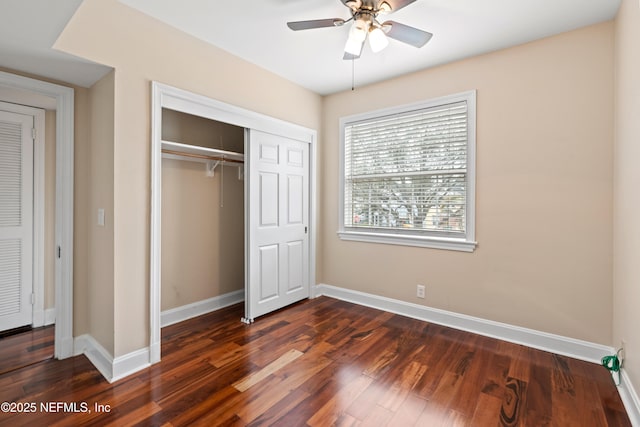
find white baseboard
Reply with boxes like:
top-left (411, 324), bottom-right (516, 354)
top-left (74, 334), bottom-right (114, 381)
top-left (74, 335), bottom-right (150, 383)
top-left (113, 347), bottom-right (150, 383)
top-left (32, 308), bottom-right (56, 328)
top-left (619, 369), bottom-right (640, 426)
top-left (314, 283), bottom-right (613, 364)
top-left (161, 289), bottom-right (244, 328)
top-left (44, 308), bottom-right (55, 326)
top-left (32, 309), bottom-right (44, 328)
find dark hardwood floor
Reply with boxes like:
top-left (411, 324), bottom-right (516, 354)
top-left (0, 297), bottom-right (630, 426)
top-left (0, 325), bottom-right (54, 376)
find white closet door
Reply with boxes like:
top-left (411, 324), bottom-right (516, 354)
top-left (0, 110), bottom-right (34, 331)
top-left (246, 130), bottom-right (309, 321)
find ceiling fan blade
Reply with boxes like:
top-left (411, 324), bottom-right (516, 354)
top-left (378, 0), bottom-right (418, 13)
top-left (382, 20), bottom-right (432, 48)
top-left (287, 18), bottom-right (345, 31)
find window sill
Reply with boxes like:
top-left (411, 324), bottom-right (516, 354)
top-left (337, 230), bottom-right (477, 252)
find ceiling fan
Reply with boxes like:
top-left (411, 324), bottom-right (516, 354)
top-left (286, 0), bottom-right (433, 60)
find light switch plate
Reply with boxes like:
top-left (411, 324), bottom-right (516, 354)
top-left (98, 208), bottom-right (105, 226)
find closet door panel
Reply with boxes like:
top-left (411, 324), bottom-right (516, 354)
top-left (286, 240), bottom-right (304, 293)
top-left (247, 130), bottom-right (309, 321)
top-left (259, 245), bottom-right (279, 301)
top-left (287, 175), bottom-right (303, 225)
top-left (259, 173), bottom-right (279, 227)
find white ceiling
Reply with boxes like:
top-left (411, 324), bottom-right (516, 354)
top-left (119, 0), bottom-right (621, 95)
top-left (0, 0), bottom-right (621, 92)
top-left (0, 0), bottom-right (111, 88)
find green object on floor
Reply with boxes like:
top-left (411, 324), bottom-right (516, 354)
top-left (601, 353), bottom-right (621, 386)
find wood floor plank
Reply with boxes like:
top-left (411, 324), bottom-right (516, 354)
top-left (386, 392), bottom-right (428, 427)
top-left (470, 392), bottom-right (502, 426)
top-left (345, 379), bottom-right (388, 421)
top-left (246, 387), bottom-right (310, 426)
top-left (0, 297), bottom-right (631, 426)
top-left (377, 360), bottom-right (428, 412)
top-left (233, 349), bottom-right (303, 392)
top-left (522, 361), bottom-right (553, 426)
top-left (359, 403), bottom-right (394, 426)
top-left (306, 374), bottom-right (374, 426)
top-left (0, 326), bottom-right (54, 375)
top-left (499, 376), bottom-right (528, 427)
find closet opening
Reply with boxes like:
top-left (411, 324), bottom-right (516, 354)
top-left (150, 82), bottom-right (317, 364)
top-left (159, 108), bottom-right (245, 330)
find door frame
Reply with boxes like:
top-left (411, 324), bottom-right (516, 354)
top-left (0, 71), bottom-right (75, 359)
top-left (150, 82), bottom-right (317, 364)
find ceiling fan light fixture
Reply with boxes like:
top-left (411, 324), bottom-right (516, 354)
top-left (350, 18), bottom-right (369, 42)
top-left (344, 35), bottom-right (364, 56)
top-left (369, 27), bottom-right (389, 52)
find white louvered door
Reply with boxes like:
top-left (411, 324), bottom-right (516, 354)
top-left (246, 130), bottom-right (309, 322)
top-left (0, 110), bottom-right (34, 331)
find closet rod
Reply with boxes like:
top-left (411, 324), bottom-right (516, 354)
top-left (161, 148), bottom-right (244, 164)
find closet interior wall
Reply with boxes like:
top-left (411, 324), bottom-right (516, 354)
top-left (161, 109), bottom-right (245, 313)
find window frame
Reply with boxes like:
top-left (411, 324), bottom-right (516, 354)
top-left (338, 90), bottom-right (477, 252)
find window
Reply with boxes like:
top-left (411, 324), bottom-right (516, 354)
top-left (338, 91), bottom-right (477, 252)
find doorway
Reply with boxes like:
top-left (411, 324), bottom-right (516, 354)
top-left (0, 71), bottom-right (75, 362)
top-left (0, 102), bottom-right (54, 373)
top-left (150, 82), bottom-right (317, 364)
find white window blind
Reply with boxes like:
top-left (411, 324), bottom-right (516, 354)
top-left (339, 91), bottom-right (476, 251)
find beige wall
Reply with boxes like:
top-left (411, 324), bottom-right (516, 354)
top-left (321, 22), bottom-right (614, 344)
top-left (161, 113), bottom-right (244, 311)
top-left (55, 0), bottom-right (322, 357)
top-left (162, 159), bottom-right (244, 310)
top-left (614, 0), bottom-right (640, 396)
top-left (86, 70), bottom-right (116, 353)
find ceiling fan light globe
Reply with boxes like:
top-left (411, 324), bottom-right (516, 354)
top-left (369, 27), bottom-right (389, 52)
top-left (350, 20), bottom-right (369, 42)
top-left (345, 36), bottom-right (363, 56)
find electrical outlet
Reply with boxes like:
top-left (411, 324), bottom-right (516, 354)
top-left (416, 284), bottom-right (425, 299)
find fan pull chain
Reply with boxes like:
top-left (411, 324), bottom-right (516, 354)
top-left (351, 58), bottom-right (355, 91)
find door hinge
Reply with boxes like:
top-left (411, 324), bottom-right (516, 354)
top-left (57, 246), bottom-right (61, 259)
top-left (305, 226), bottom-right (308, 234)
top-left (31, 293), bottom-right (35, 305)
top-left (31, 128), bottom-right (36, 139)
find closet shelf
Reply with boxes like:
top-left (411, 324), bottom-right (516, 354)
top-left (161, 140), bottom-right (244, 165)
